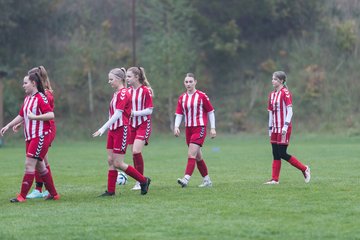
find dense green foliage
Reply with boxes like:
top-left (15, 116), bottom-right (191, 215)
top-left (0, 134), bottom-right (359, 239)
top-left (0, 0), bottom-right (359, 135)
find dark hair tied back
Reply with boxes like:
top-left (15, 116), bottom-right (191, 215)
top-left (29, 73), bottom-right (45, 94)
top-left (137, 67), bottom-right (144, 82)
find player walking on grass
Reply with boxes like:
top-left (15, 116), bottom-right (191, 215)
top-left (126, 67), bottom-right (154, 191)
top-left (1, 73), bottom-right (60, 202)
top-left (12, 66), bottom-right (56, 199)
top-left (174, 73), bottom-right (216, 188)
top-left (265, 71), bottom-right (311, 184)
top-left (93, 68), bottom-right (150, 196)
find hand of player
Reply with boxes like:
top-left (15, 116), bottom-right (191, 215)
top-left (210, 128), bottom-right (216, 139)
top-left (27, 110), bottom-right (36, 120)
top-left (92, 130), bottom-right (102, 137)
top-left (12, 122), bottom-right (22, 133)
top-left (0, 126), bottom-right (9, 136)
top-left (281, 125), bottom-right (288, 136)
top-left (174, 127), bottom-right (180, 137)
top-left (268, 126), bottom-right (272, 137)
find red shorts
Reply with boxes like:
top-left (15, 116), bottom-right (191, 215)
top-left (25, 134), bottom-right (52, 161)
top-left (128, 120), bottom-right (152, 145)
top-left (107, 126), bottom-right (129, 154)
top-left (270, 127), bottom-right (292, 145)
top-left (186, 126), bottom-right (206, 147)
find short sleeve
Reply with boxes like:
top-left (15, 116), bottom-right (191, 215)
top-left (115, 89), bottom-right (127, 111)
top-left (19, 103), bottom-right (25, 117)
top-left (202, 93), bottom-right (214, 113)
top-left (46, 91), bottom-right (55, 110)
top-left (283, 89), bottom-right (292, 107)
top-left (267, 92), bottom-right (273, 111)
top-left (175, 95), bottom-right (183, 115)
top-left (38, 94), bottom-right (52, 114)
top-left (144, 87), bottom-right (153, 109)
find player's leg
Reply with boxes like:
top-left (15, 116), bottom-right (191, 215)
top-left (278, 145), bottom-right (310, 183)
top-left (10, 156), bottom-right (37, 203)
top-left (196, 149), bottom-right (212, 187)
top-left (99, 131), bottom-right (117, 196)
top-left (265, 133), bottom-right (281, 185)
top-left (36, 159), bottom-right (59, 200)
top-left (177, 142), bottom-right (200, 187)
top-left (130, 139), bottom-right (145, 190)
top-left (98, 149), bottom-right (117, 196)
top-left (27, 154), bottom-right (49, 199)
top-left (115, 157), bottom-right (150, 195)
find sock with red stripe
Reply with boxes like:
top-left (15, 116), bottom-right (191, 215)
top-left (272, 160), bottom-right (281, 181)
top-left (125, 165), bottom-right (146, 183)
top-left (288, 156), bottom-right (307, 172)
top-left (133, 153), bottom-right (144, 175)
top-left (196, 159), bottom-right (208, 177)
top-left (20, 172), bottom-right (35, 199)
top-left (107, 170), bottom-right (117, 193)
top-left (185, 158), bottom-right (196, 176)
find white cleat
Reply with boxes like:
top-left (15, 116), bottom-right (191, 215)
top-left (303, 166), bottom-right (311, 183)
top-left (42, 190), bottom-right (49, 198)
top-left (198, 179), bottom-right (212, 188)
top-left (177, 178), bottom-right (188, 188)
top-left (26, 189), bottom-right (44, 199)
top-left (131, 181), bottom-right (141, 190)
top-left (264, 179), bottom-right (279, 185)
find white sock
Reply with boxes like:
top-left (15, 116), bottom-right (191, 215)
top-left (204, 175), bottom-right (210, 181)
top-left (184, 174), bottom-right (191, 182)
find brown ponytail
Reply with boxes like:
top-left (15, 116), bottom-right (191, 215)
top-left (128, 67), bottom-right (154, 96)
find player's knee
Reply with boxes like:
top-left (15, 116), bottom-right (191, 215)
top-left (279, 153), bottom-right (291, 161)
top-left (114, 161), bottom-right (125, 170)
top-left (107, 157), bottom-right (114, 165)
top-left (133, 150), bottom-right (142, 155)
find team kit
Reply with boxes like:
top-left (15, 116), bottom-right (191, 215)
top-left (0, 67), bottom-right (310, 203)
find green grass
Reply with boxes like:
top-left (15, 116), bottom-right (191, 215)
top-left (0, 133), bottom-right (359, 240)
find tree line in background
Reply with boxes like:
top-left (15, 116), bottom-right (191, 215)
top-left (1, 0), bottom-right (359, 137)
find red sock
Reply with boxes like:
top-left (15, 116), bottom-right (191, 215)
top-left (133, 153), bottom-right (144, 175)
top-left (272, 160), bottom-right (281, 181)
top-left (125, 165), bottom-right (146, 183)
top-left (107, 170), bottom-right (117, 193)
top-left (196, 159), bottom-right (208, 177)
top-left (46, 165), bottom-right (52, 178)
top-left (40, 170), bottom-right (58, 196)
top-left (34, 170), bottom-right (43, 192)
top-left (288, 156), bottom-right (306, 172)
top-left (185, 158), bottom-right (196, 176)
top-left (20, 172), bottom-right (35, 199)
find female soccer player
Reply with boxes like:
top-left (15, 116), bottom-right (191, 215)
top-left (265, 71), bottom-right (311, 184)
top-left (126, 67), bottom-right (154, 190)
top-left (93, 68), bottom-right (150, 196)
top-left (174, 73), bottom-right (216, 188)
top-left (14, 66), bottom-right (55, 199)
top-left (1, 73), bottom-right (59, 202)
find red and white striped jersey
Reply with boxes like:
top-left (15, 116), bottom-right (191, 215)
top-left (19, 92), bottom-right (52, 141)
top-left (45, 90), bottom-right (56, 131)
top-left (129, 85), bottom-right (153, 127)
top-left (176, 90), bottom-right (214, 127)
top-left (268, 87), bottom-right (293, 133)
top-left (109, 87), bottom-right (131, 130)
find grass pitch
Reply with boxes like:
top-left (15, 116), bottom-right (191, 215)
top-left (0, 133), bottom-right (359, 239)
